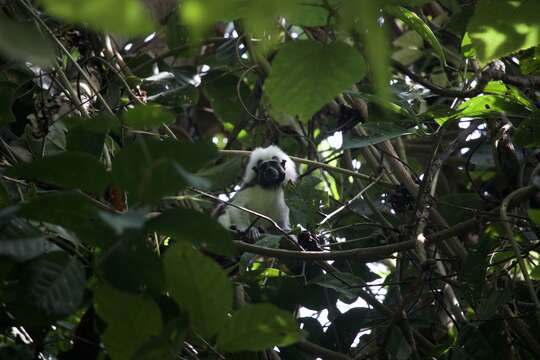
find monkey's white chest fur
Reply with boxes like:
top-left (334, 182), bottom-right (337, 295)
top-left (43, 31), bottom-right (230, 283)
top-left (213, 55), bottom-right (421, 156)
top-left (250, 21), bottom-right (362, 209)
top-left (218, 185), bottom-right (291, 232)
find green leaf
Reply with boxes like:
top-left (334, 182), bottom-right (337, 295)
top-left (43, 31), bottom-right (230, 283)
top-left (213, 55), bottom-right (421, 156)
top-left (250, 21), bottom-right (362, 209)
top-left (64, 115), bottom-right (119, 156)
top-left (25, 119), bottom-right (68, 157)
top-left (112, 139), bottom-right (216, 203)
top-left (343, 122), bottom-right (415, 149)
top-left (465, 0), bottom-right (540, 66)
top-left (217, 304), bottom-right (301, 352)
top-left (349, 0), bottom-right (391, 99)
top-left (528, 208), bottom-right (540, 225)
top-left (122, 104), bottom-right (176, 130)
top-left (196, 157), bottom-right (243, 191)
top-left (514, 113), bottom-right (540, 148)
top-left (384, 6), bottom-right (446, 66)
top-left (283, 1), bottom-right (329, 26)
top-left (7, 152), bottom-right (111, 195)
top-left (0, 219), bottom-right (57, 262)
top-left (41, 0), bottom-right (155, 37)
top-left (286, 176), bottom-right (327, 229)
top-left (0, 17), bottom-right (56, 66)
top-left (435, 95), bottom-right (531, 125)
top-left (201, 71), bottom-right (251, 124)
top-left (147, 207), bottom-right (234, 256)
top-left (19, 191), bottom-right (113, 246)
top-left (15, 252), bottom-right (86, 324)
top-left (266, 40), bottom-right (367, 121)
top-left (387, 326), bottom-right (412, 360)
top-left (310, 272), bottom-right (366, 302)
top-left (438, 193), bottom-right (484, 225)
top-left (96, 231), bottom-right (166, 295)
top-left (164, 243), bottom-right (232, 337)
top-left (94, 283), bottom-right (163, 360)
top-left (0, 81), bottom-right (17, 126)
top-left (531, 263), bottom-right (540, 280)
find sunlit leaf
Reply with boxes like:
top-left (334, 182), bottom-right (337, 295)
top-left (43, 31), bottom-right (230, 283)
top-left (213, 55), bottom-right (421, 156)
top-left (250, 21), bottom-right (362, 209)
top-left (42, 0), bottom-right (155, 36)
top-left (465, 0), bottom-right (540, 66)
top-left (266, 40), bottom-right (366, 121)
top-left (435, 94), bottom-right (531, 125)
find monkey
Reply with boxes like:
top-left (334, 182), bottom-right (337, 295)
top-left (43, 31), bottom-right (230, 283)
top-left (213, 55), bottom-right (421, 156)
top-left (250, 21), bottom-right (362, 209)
top-left (217, 145), bottom-right (297, 241)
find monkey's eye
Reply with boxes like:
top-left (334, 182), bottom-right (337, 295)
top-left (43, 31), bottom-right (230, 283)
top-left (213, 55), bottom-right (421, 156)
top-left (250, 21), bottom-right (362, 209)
top-left (252, 166), bottom-right (259, 173)
top-left (281, 159), bottom-right (286, 168)
top-left (272, 156), bottom-right (278, 160)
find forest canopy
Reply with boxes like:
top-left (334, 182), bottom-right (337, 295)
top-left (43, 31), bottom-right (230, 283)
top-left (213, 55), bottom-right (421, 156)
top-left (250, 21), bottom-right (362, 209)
top-left (1, 0), bottom-right (540, 359)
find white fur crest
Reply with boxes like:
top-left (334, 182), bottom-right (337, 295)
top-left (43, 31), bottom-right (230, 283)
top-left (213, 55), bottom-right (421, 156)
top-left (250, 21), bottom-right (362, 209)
top-left (243, 145), bottom-right (297, 185)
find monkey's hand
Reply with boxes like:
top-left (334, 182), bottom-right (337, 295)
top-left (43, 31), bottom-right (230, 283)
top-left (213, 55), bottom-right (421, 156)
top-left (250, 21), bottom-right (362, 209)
top-left (245, 227), bottom-right (262, 243)
top-left (229, 225), bottom-right (263, 243)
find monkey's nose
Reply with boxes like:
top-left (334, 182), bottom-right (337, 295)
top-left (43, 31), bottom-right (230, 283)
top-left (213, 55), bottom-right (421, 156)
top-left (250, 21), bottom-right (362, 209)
top-left (264, 167), bottom-right (279, 180)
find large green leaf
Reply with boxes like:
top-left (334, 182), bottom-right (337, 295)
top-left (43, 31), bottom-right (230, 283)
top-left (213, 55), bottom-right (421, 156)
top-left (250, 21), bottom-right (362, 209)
top-left (147, 207), bottom-right (234, 256)
top-left (19, 191), bottom-right (113, 246)
top-left (164, 243), bottom-right (232, 337)
top-left (384, 6), bottom-right (446, 66)
top-left (196, 157), bottom-right (243, 191)
top-left (266, 40), bottom-right (366, 121)
top-left (182, 0), bottom-right (318, 37)
top-left (0, 218), bottom-right (57, 262)
top-left (112, 139), bottom-right (216, 204)
top-left (0, 17), bottom-right (56, 66)
top-left (64, 115), bottom-right (119, 156)
top-left (14, 251), bottom-right (86, 324)
top-left (7, 152), bottom-right (111, 195)
top-left (96, 232), bottom-right (165, 296)
top-left (122, 104), bottom-right (176, 130)
top-left (217, 304), bottom-right (301, 352)
top-left (464, 0), bottom-right (540, 66)
top-left (201, 71), bottom-right (251, 124)
top-left (41, 0), bottom-right (155, 37)
top-left (94, 283), bottom-right (163, 360)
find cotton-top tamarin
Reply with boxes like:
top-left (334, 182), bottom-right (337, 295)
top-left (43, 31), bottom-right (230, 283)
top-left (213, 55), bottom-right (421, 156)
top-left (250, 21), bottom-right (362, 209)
top-left (217, 145), bottom-right (297, 240)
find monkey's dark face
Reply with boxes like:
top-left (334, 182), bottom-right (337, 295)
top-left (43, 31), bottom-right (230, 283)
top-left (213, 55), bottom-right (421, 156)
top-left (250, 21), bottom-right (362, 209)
top-left (253, 158), bottom-right (286, 188)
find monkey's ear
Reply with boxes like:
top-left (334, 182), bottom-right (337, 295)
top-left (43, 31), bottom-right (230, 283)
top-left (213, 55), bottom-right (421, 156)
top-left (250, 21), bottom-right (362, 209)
top-left (281, 159), bottom-right (286, 168)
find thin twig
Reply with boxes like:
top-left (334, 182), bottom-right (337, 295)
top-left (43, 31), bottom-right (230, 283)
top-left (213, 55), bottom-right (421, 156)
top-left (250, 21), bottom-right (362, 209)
top-left (219, 149), bottom-right (393, 185)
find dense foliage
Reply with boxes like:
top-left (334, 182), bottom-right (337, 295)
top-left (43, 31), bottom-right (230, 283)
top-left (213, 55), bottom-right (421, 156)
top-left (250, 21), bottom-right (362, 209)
top-left (1, 0), bottom-right (540, 359)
